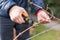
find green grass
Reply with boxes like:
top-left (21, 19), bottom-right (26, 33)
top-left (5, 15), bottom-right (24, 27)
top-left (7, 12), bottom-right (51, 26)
top-left (31, 24), bottom-right (47, 36)
top-left (31, 24), bottom-right (60, 40)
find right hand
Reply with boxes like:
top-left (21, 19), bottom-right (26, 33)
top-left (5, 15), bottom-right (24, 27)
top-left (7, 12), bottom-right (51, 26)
top-left (37, 10), bottom-right (51, 24)
top-left (9, 6), bottom-right (28, 24)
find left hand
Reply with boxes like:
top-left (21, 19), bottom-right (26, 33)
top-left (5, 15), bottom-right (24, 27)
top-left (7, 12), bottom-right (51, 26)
top-left (37, 10), bottom-right (51, 24)
top-left (9, 6), bottom-right (28, 24)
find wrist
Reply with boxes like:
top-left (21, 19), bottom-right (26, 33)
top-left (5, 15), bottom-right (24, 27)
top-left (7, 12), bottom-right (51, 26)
top-left (8, 5), bottom-right (16, 13)
top-left (9, 5), bottom-right (19, 14)
top-left (36, 9), bottom-right (43, 16)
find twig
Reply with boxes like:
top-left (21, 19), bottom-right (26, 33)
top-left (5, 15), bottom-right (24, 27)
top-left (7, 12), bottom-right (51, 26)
top-left (13, 22), bottom-right (39, 40)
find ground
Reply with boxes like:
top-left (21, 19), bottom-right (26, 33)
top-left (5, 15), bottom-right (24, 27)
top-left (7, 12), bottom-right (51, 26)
top-left (30, 24), bottom-right (60, 40)
top-left (29, 14), bottom-right (60, 40)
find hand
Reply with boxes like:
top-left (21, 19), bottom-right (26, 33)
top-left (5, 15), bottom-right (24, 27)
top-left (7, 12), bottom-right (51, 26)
top-left (37, 10), bottom-right (51, 24)
top-left (9, 6), bottom-right (28, 24)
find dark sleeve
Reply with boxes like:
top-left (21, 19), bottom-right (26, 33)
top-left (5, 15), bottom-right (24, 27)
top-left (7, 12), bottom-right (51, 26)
top-left (0, 0), bottom-right (16, 17)
top-left (2, 0), bottom-right (16, 12)
top-left (31, 0), bottom-right (45, 13)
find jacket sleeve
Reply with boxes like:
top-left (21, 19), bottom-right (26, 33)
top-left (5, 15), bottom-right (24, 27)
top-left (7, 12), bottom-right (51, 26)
top-left (0, 0), bottom-right (16, 17)
top-left (2, 0), bottom-right (16, 12)
top-left (31, 0), bottom-right (45, 13)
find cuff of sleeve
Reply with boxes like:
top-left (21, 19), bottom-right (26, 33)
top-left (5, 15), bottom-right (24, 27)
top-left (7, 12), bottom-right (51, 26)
top-left (8, 4), bottom-right (16, 13)
top-left (3, 0), bottom-right (16, 14)
top-left (1, 0), bottom-right (17, 17)
top-left (36, 9), bottom-right (43, 16)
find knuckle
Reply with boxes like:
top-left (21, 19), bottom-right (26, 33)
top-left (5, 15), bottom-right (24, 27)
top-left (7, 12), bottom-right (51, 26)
top-left (11, 18), bottom-right (14, 21)
top-left (11, 17), bottom-right (16, 21)
top-left (12, 18), bottom-right (15, 21)
top-left (10, 17), bottom-right (13, 21)
top-left (16, 15), bottom-right (19, 18)
top-left (22, 8), bottom-right (24, 9)
top-left (19, 21), bottom-right (22, 24)
top-left (21, 8), bottom-right (25, 10)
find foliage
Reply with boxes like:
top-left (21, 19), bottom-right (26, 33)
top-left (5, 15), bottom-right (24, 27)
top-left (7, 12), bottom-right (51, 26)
top-left (44, 0), bottom-right (60, 18)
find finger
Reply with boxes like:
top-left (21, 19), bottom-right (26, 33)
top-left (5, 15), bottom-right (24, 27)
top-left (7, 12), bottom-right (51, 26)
top-left (37, 14), bottom-right (50, 24)
top-left (40, 11), bottom-right (50, 19)
top-left (19, 14), bottom-right (25, 23)
top-left (41, 14), bottom-right (50, 20)
top-left (22, 8), bottom-right (28, 17)
top-left (40, 20), bottom-right (46, 24)
top-left (41, 15), bottom-right (51, 23)
top-left (15, 15), bottom-right (25, 24)
top-left (41, 19), bottom-right (51, 24)
top-left (12, 17), bottom-right (21, 24)
top-left (12, 16), bottom-right (23, 24)
top-left (38, 17), bottom-right (50, 24)
top-left (38, 17), bottom-right (45, 23)
top-left (17, 18), bottom-right (23, 24)
top-left (37, 16), bottom-right (42, 23)
top-left (40, 19), bottom-right (50, 24)
top-left (45, 19), bottom-right (51, 23)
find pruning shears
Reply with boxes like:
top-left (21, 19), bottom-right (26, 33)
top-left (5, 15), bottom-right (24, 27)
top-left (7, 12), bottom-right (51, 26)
top-left (22, 12), bottom-right (34, 26)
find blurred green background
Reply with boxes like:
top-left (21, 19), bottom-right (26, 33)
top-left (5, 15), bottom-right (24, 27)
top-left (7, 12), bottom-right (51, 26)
top-left (31, 24), bottom-right (60, 40)
top-left (44, 0), bottom-right (60, 18)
